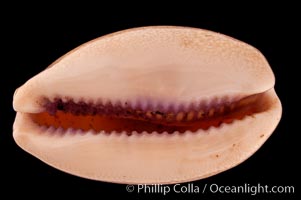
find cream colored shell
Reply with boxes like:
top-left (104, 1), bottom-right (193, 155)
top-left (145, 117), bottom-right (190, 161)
top-left (13, 26), bottom-right (282, 184)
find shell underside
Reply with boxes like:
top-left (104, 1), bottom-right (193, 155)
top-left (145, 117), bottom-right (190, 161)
top-left (12, 26), bottom-right (282, 184)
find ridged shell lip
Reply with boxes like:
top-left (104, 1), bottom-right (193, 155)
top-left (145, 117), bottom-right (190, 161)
top-left (16, 88), bottom-right (274, 135)
top-left (12, 26), bottom-right (275, 114)
top-left (13, 89), bottom-right (281, 184)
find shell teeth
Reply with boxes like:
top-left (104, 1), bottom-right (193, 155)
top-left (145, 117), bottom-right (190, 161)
top-left (130, 100), bottom-right (139, 110)
top-left (155, 113), bottom-right (163, 120)
top-left (46, 126), bottom-right (56, 133)
top-left (219, 105), bottom-right (225, 114)
top-left (186, 111), bottom-right (194, 121)
top-left (176, 112), bottom-right (185, 121)
top-left (162, 102), bottom-right (171, 112)
top-left (197, 110), bottom-right (204, 119)
top-left (42, 95), bottom-right (245, 127)
top-left (61, 97), bottom-right (70, 103)
top-left (137, 100), bottom-right (146, 110)
top-left (33, 93), bottom-right (261, 136)
top-left (146, 111), bottom-right (153, 118)
top-left (49, 96), bottom-right (57, 103)
top-left (88, 129), bottom-right (97, 135)
top-left (71, 97), bottom-right (80, 104)
top-left (230, 103), bottom-right (235, 111)
top-left (209, 108), bottom-right (215, 117)
top-left (166, 112), bottom-right (175, 122)
top-left (55, 127), bottom-right (65, 136)
top-left (76, 129), bottom-right (85, 135)
top-left (135, 109), bottom-right (143, 116)
top-left (44, 95), bottom-right (241, 118)
top-left (150, 101), bottom-right (159, 111)
top-left (181, 103), bottom-right (190, 112)
top-left (66, 127), bottom-right (75, 134)
top-left (39, 125), bottom-right (48, 133)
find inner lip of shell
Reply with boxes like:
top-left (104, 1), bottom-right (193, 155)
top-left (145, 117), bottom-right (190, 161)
top-left (27, 90), bottom-right (272, 134)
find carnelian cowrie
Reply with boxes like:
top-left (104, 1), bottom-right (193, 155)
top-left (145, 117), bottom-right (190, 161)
top-left (13, 26), bottom-right (281, 184)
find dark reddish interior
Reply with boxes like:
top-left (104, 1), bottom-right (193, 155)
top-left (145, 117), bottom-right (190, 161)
top-left (29, 92), bottom-right (270, 134)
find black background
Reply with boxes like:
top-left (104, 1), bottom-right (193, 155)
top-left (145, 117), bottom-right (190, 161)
top-left (1, 5), bottom-right (298, 199)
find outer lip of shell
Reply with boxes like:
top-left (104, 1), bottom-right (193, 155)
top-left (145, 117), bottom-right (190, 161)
top-left (13, 89), bottom-right (281, 184)
top-left (13, 26), bottom-right (275, 114)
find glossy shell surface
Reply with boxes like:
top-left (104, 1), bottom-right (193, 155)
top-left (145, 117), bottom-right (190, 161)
top-left (13, 26), bottom-right (282, 184)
